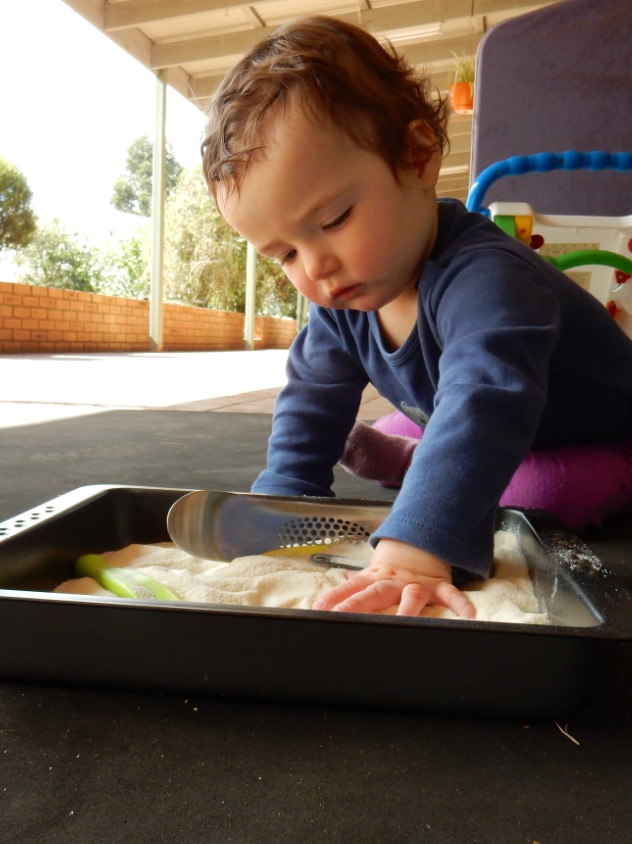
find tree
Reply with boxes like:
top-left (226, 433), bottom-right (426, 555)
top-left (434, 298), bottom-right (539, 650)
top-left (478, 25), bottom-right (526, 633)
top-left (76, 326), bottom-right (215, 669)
top-left (111, 134), bottom-right (183, 217)
top-left (14, 220), bottom-right (106, 293)
top-left (15, 220), bottom-right (151, 298)
top-left (0, 157), bottom-right (37, 251)
top-left (99, 229), bottom-right (151, 299)
top-left (14, 163), bottom-right (295, 316)
top-left (163, 167), bottom-right (296, 316)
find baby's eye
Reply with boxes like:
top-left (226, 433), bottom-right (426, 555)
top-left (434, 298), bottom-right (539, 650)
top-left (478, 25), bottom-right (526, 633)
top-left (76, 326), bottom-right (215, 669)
top-left (323, 207), bottom-right (352, 231)
top-left (279, 249), bottom-right (297, 266)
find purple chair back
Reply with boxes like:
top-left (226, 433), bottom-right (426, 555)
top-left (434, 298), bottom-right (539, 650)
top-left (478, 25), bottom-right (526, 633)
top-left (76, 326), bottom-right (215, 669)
top-left (471, 0), bottom-right (632, 216)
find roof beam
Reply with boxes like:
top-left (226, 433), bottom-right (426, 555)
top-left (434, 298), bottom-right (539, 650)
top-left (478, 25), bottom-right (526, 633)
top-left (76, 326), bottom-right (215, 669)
top-left (104, 0), bottom-right (248, 32)
top-left (188, 74), bottom-right (226, 102)
top-left (105, 0), bottom-right (471, 33)
top-left (151, 25), bottom-right (273, 69)
top-left (112, 0), bottom-right (552, 73)
top-left (150, 2), bottom-right (476, 69)
top-left (104, 0), bottom-right (551, 36)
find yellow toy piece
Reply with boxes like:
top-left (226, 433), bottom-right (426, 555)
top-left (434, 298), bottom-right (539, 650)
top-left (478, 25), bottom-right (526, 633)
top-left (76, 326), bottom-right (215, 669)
top-left (513, 215), bottom-right (533, 245)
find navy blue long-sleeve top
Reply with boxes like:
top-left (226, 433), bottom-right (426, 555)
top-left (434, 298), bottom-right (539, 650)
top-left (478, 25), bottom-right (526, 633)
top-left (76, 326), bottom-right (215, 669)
top-left (252, 200), bottom-right (632, 576)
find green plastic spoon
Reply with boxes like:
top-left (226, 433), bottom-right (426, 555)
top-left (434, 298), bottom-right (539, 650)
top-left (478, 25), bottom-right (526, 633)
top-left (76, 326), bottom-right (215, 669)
top-left (76, 554), bottom-right (180, 601)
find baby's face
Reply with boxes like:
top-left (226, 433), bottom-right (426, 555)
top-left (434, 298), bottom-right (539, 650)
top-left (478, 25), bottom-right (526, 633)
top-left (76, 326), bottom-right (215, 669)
top-left (219, 100), bottom-right (440, 312)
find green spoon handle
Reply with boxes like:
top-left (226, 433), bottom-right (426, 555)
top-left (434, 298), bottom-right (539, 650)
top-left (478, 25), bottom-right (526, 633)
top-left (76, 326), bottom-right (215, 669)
top-left (76, 554), bottom-right (180, 601)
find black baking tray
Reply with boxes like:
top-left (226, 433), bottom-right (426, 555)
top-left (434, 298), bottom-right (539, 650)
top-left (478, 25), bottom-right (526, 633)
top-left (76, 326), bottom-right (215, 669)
top-left (0, 484), bottom-right (630, 718)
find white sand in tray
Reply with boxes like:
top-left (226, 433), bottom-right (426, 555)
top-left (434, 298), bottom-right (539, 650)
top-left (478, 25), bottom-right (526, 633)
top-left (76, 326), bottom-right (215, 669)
top-left (54, 529), bottom-right (548, 624)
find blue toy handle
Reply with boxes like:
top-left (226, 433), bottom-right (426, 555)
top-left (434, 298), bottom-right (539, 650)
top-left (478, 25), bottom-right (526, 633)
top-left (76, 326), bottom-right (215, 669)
top-left (466, 151), bottom-right (632, 214)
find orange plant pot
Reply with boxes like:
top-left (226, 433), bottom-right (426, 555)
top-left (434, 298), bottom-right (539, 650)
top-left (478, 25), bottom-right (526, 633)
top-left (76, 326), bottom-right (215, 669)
top-left (449, 81), bottom-right (474, 114)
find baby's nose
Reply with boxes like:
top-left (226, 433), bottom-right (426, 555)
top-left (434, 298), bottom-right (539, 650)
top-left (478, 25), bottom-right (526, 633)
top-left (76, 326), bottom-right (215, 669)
top-left (304, 250), bottom-right (338, 282)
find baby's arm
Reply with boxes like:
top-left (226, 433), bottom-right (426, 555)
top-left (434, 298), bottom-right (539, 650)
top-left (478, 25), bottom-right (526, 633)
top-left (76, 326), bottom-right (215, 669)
top-left (313, 538), bottom-right (476, 618)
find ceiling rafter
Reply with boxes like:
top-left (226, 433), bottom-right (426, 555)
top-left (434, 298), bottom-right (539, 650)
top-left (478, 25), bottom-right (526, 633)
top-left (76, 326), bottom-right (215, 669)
top-left (104, 0), bottom-right (249, 31)
top-left (63, 0), bottom-right (561, 202)
top-left (151, 24), bottom-right (272, 69)
top-left (149, 3), bottom-right (478, 69)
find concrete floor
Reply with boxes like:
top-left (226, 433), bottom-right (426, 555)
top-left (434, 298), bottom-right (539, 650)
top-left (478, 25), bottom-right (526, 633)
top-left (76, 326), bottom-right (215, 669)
top-left (0, 350), bottom-right (393, 427)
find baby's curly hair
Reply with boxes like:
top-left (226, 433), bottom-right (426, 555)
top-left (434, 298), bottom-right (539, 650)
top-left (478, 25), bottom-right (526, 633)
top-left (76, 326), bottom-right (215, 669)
top-left (201, 15), bottom-right (449, 200)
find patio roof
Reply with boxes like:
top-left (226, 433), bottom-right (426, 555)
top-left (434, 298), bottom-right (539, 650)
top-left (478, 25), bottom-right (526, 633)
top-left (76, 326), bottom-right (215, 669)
top-left (61, 0), bottom-right (556, 203)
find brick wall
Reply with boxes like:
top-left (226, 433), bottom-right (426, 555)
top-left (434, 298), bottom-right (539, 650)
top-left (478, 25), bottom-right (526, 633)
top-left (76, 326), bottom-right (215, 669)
top-left (0, 281), bottom-right (297, 353)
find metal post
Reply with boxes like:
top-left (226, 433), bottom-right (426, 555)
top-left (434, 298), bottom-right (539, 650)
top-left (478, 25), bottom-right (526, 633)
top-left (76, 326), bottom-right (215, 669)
top-left (149, 70), bottom-right (167, 352)
top-left (296, 293), bottom-right (309, 331)
top-left (244, 241), bottom-right (257, 350)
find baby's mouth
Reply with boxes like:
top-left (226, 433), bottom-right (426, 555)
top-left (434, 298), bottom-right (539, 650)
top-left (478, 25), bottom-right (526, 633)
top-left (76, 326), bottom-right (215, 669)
top-left (330, 283), bottom-right (363, 302)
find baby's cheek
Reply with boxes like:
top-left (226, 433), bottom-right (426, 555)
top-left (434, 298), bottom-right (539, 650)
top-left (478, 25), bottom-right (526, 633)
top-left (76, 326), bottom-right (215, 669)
top-left (292, 276), bottom-right (324, 305)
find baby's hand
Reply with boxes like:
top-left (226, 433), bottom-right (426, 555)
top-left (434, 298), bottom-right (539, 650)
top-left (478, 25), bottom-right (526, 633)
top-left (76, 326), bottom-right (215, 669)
top-left (313, 538), bottom-right (476, 618)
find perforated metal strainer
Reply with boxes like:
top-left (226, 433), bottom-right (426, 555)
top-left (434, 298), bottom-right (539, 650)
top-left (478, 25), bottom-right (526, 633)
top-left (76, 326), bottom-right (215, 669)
top-left (167, 490), bottom-right (391, 562)
top-left (275, 514), bottom-right (371, 547)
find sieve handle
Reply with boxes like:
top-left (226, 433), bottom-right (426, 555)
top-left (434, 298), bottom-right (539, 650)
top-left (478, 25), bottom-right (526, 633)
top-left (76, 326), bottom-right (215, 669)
top-left (310, 553), bottom-right (368, 570)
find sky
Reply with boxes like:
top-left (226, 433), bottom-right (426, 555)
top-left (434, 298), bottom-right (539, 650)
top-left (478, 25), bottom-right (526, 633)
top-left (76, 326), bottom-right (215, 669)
top-left (0, 0), bottom-right (205, 271)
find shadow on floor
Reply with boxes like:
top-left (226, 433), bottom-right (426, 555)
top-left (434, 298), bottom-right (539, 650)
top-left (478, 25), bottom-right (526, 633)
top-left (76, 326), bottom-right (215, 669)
top-left (0, 408), bottom-right (396, 521)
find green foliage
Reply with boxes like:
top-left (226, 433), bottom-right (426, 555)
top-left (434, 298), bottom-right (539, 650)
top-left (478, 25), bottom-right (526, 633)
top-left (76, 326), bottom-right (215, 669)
top-left (14, 220), bottom-right (150, 298)
top-left (15, 220), bottom-right (105, 292)
top-left (0, 157), bottom-right (37, 252)
top-left (451, 53), bottom-right (475, 84)
top-left (99, 229), bottom-right (151, 299)
top-left (15, 161), bottom-right (294, 318)
top-left (111, 134), bottom-right (183, 217)
top-left (163, 167), bottom-right (296, 317)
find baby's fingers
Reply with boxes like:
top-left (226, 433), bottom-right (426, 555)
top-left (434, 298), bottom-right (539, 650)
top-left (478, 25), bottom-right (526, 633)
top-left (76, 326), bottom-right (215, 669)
top-left (396, 582), bottom-right (431, 616)
top-left (313, 578), bottom-right (401, 613)
top-left (327, 580), bottom-right (404, 614)
top-left (312, 577), bottom-right (364, 611)
top-left (313, 574), bottom-right (476, 619)
top-left (434, 581), bottom-right (476, 619)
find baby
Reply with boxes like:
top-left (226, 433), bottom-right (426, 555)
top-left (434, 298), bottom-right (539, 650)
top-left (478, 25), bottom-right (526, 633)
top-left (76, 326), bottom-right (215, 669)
top-left (201, 16), bottom-right (632, 618)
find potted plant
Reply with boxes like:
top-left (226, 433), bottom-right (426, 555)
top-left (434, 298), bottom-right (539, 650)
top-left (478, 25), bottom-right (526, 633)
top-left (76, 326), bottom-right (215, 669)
top-left (448, 54), bottom-right (475, 114)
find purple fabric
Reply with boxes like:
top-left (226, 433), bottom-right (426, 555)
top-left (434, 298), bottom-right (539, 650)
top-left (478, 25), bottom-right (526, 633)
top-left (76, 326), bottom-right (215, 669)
top-left (372, 411), bottom-right (632, 532)
top-left (499, 439), bottom-right (632, 531)
top-left (373, 411), bottom-right (424, 440)
top-left (340, 421), bottom-right (417, 489)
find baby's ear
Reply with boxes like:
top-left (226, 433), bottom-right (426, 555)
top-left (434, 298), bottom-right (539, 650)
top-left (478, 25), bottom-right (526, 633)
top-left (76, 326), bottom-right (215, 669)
top-left (406, 120), bottom-right (442, 186)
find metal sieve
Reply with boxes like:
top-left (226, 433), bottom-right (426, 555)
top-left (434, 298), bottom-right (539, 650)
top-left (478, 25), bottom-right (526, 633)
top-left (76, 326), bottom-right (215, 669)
top-left (166, 490), bottom-right (391, 562)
